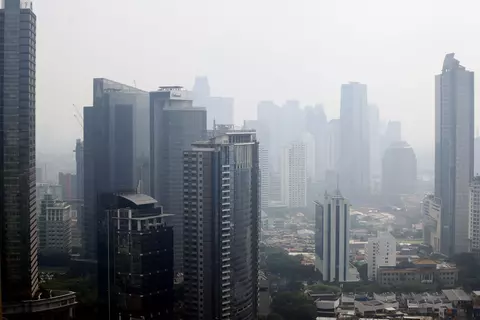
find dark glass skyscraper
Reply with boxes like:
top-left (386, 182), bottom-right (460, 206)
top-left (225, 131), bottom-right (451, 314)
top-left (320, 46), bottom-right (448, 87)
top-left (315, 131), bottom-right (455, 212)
top-left (0, 0), bottom-right (38, 302)
top-left (183, 131), bottom-right (260, 320)
top-left (98, 193), bottom-right (173, 320)
top-left (150, 87), bottom-right (206, 274)
top-left (83, 78), bottom-right (149, 259)
top-left (75, 138), bottom-right (84, 200)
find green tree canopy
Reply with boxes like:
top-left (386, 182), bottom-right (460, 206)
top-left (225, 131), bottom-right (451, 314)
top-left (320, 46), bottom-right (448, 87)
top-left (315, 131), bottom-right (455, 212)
top-left (271, 292), bottom-right (316, 320)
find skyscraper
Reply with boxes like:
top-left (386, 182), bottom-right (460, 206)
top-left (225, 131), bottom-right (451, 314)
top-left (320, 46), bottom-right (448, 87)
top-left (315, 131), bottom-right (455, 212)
top-left (305, 105), bottom-right (328, 182)
top-left (340, 82), bottom-right (370, 199)
top-left (435, 53), bottom-right (474, 255)
top-left (422, 194), bottom-right (442, 253)
top-left (97, 193), bottom-right (173, 320)
top-left (83, 78), bottom-right (149, 259)
top-left (369, 105), bottom-right (381, 179)
top-left (0, 0), bottom-right (38, 302)
top-left (315, 189), bottom-right (351, 282)
top-left (183, 131), bottom-right (259, 320)
top-left (470, 177), bottom-right (480, 254)
top-left (192, 76), bottom-right (234, 128)
top-left (150, 86), bottom-right (206, 274)
top-left (281, 142), bottom-right (307, 208)
top-left (75, 139), bottom-right (84, 200)
top-left (382, 141), bottom-right (417, 195)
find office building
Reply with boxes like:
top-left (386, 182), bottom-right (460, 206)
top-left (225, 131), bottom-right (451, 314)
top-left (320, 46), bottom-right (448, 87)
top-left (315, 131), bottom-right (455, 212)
top-left (423, 194), bottom-right (442, 253)
top-left (39, 193), bottom-right (72, 254)
top-left (98, 193), bottom-right (173, 320)
top-left (340, 82), bottom-right (370, 199)
top-left (150, 86), bottom-right (206, 273)
top-left (381, 141), bottom-right (417, 195)
top-left (384, 121), bottom-right (401, 148)
top-left (0, 2), bottom-right (77, 319)
top-left (435, 53), bottom-right (474, 255)
top-left (0, 0), bottom-right (38, 304)
top-left (257, 101), bottom-right (282, 171)
top-left (305, 105), bottom-right (328, 182)
top-left (315, 190), bottom-right (351, 282)
top-left (269, 172), bottom-right (282, 203)
top-left (366, 232), bottom-right (396, 280)
top-left (83, 78), bottom-right (149, 260)
top-left (369, 105), bottom-right (381, 178)
top-left (192, 76), bottom-right (234, 128)
top-left (475, 136), bottom-right (480, 176)
top-left (326, 119), bottom-right (341, 172)
top-left (183, 131), bottom-right (260, 320)
top-left (75, 139), bottom-right (84, 200)
top-left (259, 146), bottom-right (270, 209)
top-left (58, 172), bottom-right (77, 201)
top-left (281, 142), bottom-right (307, 208)
top-left (470, 176), bottom-right (480, 253)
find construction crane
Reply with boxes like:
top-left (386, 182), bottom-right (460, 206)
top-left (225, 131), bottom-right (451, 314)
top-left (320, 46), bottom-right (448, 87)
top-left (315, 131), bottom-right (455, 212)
top-left (71, 104), bottom-right (83, 129)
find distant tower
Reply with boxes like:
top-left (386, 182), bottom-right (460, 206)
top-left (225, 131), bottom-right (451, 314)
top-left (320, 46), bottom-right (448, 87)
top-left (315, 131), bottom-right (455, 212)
top-left (340, 82), bottom-right (370, 199)
top-left (281, 142), bottom-right (307, 208)
top-left (435, 53), bottom-right (474, 255)
top-left (315, 189), bottom-right (351, 282)
top-left (382, 141), bottom-right (417, 195)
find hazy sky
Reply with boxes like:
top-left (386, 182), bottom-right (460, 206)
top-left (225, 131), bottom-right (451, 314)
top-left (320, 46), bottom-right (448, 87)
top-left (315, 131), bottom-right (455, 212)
top-left (36, 0), bottom-right (480, 156)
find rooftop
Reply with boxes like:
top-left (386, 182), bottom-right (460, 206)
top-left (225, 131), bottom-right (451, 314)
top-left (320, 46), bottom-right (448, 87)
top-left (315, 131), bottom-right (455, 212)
top-left (118, 193), bottom-right (157, 206)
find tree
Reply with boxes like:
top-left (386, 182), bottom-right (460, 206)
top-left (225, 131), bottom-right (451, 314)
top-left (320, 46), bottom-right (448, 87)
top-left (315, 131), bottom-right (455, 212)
top-left (271, 292), bottom-right (316, 320)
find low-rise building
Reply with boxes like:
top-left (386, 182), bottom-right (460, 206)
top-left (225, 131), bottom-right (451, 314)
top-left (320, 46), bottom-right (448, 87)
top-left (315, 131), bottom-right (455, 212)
top-left (377, 259), bottom-right (458, 287)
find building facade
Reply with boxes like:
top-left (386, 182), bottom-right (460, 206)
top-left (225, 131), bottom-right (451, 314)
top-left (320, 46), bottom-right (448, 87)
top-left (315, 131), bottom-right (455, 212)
top-left (469, 176), bottom-right (480, 253)
top-left (381, 141), bottom-right (417, 195)
top-left (98, 193), bottom-right (173, 320)
top-left (435, 53), bottom-right (474, 255)
top-left (366, 232), bottom-right (397, 280)
top-left (0, 0), bottom-right (38, 303)
top-left (75, 139), bottom-right (84, 200)
top-left (259, 146), bottom-right (270, 209)
top-left (183, 131), bottom-right (260, 320)
top-left (339, 82), bottom-right (370, 200)
top-left (39, 194), bottom-right (72, 254)
top-left (423, 194), bottom-right (442, 252)
top-left (281, 142), bottom-right (307, 208)
top-left (315, 190), bottom-right (351, 282)
top-left (150, 86), bottom-right (207, 274)
top-left (58, 172), bottom-right (77, 201)
top-left (83, 78), bottom-right (149, 260)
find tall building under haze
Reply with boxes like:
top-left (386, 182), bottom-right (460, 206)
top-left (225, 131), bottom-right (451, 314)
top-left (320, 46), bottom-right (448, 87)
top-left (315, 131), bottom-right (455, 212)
top-left (435, 53), bottom-right (474, 255)
top-left (83, 78), bottom-right (149, 260)
top-left (0, 0), bottom-right (38, 303)
top-left (382, 141), bottom-right (417, 195)
top-left (281, 142), bottom-right (307, 208)
top-left (75, 139), bottom-right (84, 200)
top-left (340, 82), bottom-right (370, 199)
top-left (183, 131), bottom-right (260, 320)
top-left (150, 87), bottom-right (206, 274)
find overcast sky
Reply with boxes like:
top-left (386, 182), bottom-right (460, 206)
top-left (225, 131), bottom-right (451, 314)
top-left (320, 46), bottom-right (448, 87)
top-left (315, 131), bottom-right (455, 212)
top-left (36, 0), bottom-right (480, 157)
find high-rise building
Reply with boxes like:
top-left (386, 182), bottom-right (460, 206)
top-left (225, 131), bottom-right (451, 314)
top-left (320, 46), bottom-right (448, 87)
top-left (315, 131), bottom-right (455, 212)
top-left (340, 82), bottom-right (370, 199)
top-left (435, 53), bottom-right (474, 255)
top-left (58, 172), bottom-right (77, 201)
top-left (366, 232), bottom-right (396, 280)
top-left (98, 193), bottom-right (173, 320)
top-left (305, 105), bottom-right (328, 182)
top-left (475, 136), bottom-right (480, 176)
top-left (36, 167), bottom-right (43, 183)
top-left (326, 119), bottom-right (341, 172)
top-left (0, 2), bottom-right (77, 318)
top-left (369, 105), bottom-right (381, 179)
top-left (384, 121), bottom-right (401, 146)
top-left (75, 139), bottom-right (84, 200)
top-left (39, 193), bottom-right (72, 255)
top-left (381, 141), bottom-right (417, 195)
top-left (469, 177), bottom-right (480, 253)
top-left (314, 190), bottom-right (351, 282)
top-left (183, 131), bottom-right (259, 320)
top-left (259, 146), bottom-right (270, 209)
top-left (83, 78), bottom-right (149, 260)
top-left (192, 76), bottom-right (234, 128)
top-left (281, 142), bottom-right (307, 208)
top-left (0, 0), bottom-right (38, 303)
top-left (150, 86), bottom-right (206, 274)
top-left (422, 194), bottom-right (442, 253)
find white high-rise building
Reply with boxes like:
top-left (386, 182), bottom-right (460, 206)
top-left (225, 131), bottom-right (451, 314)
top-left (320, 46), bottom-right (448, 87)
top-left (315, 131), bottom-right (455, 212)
top-left (469, 177), bottom-right (480, 252)
top-left (259, 146), bottom-right (270, 209)
top-left (435, 53), bottom-right (474, 255)
top-left (366, 232), bottom-right (396, 280)
top-left (423, 194), bottom-right (442, 253)
top-left (302, 132), bottom-right (316, 180)
top-left (281, 142), bottom-right (307, 208)
top-left (315, 190), bottom-right (351, 282)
